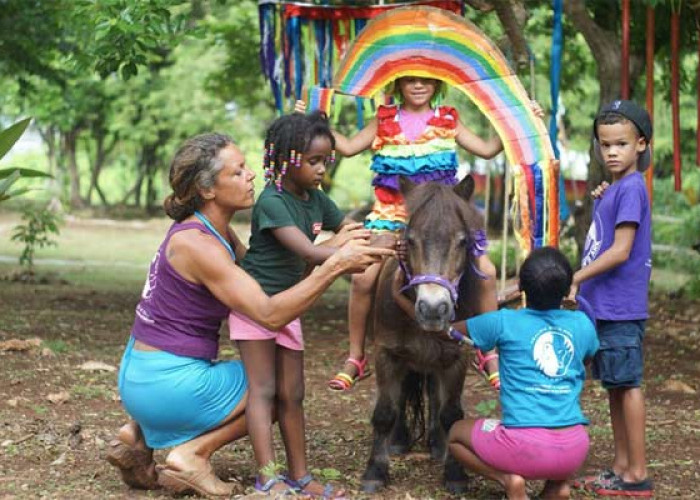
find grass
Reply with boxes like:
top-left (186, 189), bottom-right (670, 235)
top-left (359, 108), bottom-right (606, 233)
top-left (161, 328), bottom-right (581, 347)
top-left (0, 208), bottom-right (695, 295)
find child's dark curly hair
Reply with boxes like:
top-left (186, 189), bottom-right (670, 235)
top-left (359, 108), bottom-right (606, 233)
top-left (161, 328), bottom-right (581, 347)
top-left (263, 111), bottom-right (336, 191)
top-left (519, 247), bottom-right (573, 310)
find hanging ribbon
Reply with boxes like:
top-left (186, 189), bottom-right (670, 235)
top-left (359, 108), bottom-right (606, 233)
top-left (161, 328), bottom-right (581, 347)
top-left (258, 0), bottom-right (463, 113)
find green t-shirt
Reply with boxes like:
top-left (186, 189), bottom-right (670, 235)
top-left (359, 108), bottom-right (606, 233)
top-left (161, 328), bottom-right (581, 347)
top-left (242, 185), bottom-right (345, 294)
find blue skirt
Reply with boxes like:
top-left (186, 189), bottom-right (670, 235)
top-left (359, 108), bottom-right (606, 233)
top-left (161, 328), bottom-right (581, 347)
top-left (118, 336), bottom-right (248, 449)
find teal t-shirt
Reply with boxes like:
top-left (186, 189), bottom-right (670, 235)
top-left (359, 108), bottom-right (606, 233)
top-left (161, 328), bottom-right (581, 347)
top-left (467, 308), bottom-right (599, 428)
top-left (242, 185), bottom-right (345, 294)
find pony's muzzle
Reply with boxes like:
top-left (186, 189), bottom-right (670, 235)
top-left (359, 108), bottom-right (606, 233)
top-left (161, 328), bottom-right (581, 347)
top-left (415, 284), bottom-right (454, 331)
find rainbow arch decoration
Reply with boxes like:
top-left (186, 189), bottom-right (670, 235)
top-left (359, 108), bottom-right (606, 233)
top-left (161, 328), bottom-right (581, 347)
top-left (332, 6), bottom-right (560, 252)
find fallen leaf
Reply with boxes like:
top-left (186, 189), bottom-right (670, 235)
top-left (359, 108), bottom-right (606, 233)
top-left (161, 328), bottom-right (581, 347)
top-left (40, 348), bottom-right (56, 357)
top-left (78, 361), bottom-right (116, 372)
top-left (661, 380), bottom-right (697, 394)
top-left (0, 338), bottom-right (42, 352)
top-left (46, 391), bottom-right (70, 405)
top-left (50, 452), bottom-right (66, 466)
top-left (7, 398), bottom-right (18, 407)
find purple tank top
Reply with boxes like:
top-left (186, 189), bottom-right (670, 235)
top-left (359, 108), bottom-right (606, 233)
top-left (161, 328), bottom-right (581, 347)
top-left (131, 222), bottom-right (230, 359)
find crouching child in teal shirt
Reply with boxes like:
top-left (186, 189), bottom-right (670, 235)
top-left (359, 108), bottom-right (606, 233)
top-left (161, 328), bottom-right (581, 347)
top-left (447, 247), bottom-right (599, 500)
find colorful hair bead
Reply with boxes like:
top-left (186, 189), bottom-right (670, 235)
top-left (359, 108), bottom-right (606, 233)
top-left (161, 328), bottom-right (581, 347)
top-left (329, 149), bottom-right (336, 166)
top-left (295, 151), bottom-right (303, 168)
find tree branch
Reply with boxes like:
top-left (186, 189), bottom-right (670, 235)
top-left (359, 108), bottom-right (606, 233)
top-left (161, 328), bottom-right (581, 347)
top-left (464, 0), bottom-right (495, 12)
top-left (490, 0), bottom-right (529, 68)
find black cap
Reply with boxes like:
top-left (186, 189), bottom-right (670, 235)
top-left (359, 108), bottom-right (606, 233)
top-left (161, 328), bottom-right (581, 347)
top-left (593, 99), bottom-right (653, 142)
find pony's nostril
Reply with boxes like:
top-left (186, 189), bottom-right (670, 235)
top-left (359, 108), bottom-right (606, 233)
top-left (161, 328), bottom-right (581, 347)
top-left (417, 300), bottom-right (429, 316)
top-left (437, 302), bottom-right (448, 316)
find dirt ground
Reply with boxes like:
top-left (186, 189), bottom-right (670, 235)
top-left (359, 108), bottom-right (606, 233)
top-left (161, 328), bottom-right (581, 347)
top-left (1, 280), bottom-right (699, 499)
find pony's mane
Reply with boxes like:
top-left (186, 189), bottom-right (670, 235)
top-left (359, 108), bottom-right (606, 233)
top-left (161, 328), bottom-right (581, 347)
top-left (404, 182), bottom-right (473, 227)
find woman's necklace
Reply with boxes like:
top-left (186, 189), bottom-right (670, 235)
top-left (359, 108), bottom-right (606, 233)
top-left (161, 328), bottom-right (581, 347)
top-left (194, 211), bottom-right (236, 262)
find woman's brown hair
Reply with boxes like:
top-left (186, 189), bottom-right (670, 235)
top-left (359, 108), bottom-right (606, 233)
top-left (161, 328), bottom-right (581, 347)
top-left (163, 133), bottom-right (234, 221)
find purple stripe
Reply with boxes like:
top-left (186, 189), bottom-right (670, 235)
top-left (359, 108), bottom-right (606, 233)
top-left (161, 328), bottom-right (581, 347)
top-left (372, 171), bottom-right (458, 190)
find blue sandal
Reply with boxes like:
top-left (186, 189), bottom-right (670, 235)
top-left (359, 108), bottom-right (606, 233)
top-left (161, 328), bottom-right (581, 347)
top-left (285, 473), bottom-right (345, 499)
top-left (255, 475), bottom-right (296, 496)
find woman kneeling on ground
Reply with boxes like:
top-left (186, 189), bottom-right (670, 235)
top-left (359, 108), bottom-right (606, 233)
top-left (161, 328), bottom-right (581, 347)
top-left (106, 133), bottom-right (391, 498)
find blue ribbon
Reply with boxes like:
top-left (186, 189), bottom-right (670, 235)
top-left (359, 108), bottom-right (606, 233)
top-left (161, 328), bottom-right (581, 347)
top-left (194, 211), bottom-right (236, 262)
top-left (549, 0), bottom-right (570, 221)
top-left (549, 0), bottom-right (563, 159)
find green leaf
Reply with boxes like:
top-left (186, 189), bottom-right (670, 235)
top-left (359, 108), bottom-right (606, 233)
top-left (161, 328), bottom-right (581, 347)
top-left (0, 118), bottom-right (32, 160)
top-left (0, 167), bottom-right (52, 180)
top-left (0, 170), bottom-right (20, 196)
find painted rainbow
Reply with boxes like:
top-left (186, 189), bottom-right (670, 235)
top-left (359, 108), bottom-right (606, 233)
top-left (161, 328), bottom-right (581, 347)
top-left (333, 6), bottom-right (559, 251)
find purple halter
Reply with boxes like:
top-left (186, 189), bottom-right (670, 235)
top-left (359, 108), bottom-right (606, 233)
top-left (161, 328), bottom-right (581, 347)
top-left (397, 229), bottom-right (490, 307)
top-left (399, 259), bottom-right (462, 306)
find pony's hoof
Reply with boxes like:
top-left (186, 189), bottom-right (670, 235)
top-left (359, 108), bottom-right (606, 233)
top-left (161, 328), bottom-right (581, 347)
top-left (445, 479), bottom-right (470, 495)
top-left (361, 479), bottom-right (387, 494)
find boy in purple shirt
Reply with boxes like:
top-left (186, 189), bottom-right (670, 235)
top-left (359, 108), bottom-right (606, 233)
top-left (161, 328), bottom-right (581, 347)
top-left (569, 100), bottom-right (653, 497)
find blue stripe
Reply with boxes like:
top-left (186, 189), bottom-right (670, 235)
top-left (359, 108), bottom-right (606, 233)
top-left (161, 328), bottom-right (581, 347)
top-left (370, 151), bottom-right (458, 175)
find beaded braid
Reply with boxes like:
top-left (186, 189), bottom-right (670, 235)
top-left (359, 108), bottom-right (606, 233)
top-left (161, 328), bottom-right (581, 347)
top-left (262, 111), bottom-right (336, 192)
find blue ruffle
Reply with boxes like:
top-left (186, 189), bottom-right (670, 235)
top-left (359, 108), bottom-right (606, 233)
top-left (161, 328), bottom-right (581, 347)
top-left (370, 151), bottom-right (458, 175)
top-left (364, 220), bottom-right (406, 232)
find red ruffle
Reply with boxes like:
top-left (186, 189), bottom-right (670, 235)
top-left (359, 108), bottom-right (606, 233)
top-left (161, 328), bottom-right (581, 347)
top-left (377, 105), bottom-right (401, 137)
top-left (428, 106), bottom-right (458, 130)
top-left (374, 186), bottom-right (404, 204)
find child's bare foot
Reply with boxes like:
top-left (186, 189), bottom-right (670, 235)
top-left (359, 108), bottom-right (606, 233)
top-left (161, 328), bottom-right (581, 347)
top-left (503, 473), bottom-right (528, 500)
top-left (540, 479), bottom-right (570, 499)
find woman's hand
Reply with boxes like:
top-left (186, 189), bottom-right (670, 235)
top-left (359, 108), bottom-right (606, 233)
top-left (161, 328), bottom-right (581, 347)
top-left (326, 222), bottom-right (371, 248)
top-left (294, 100), bottom-right (307, 114)
top-left (328, 240), bottom-right (394, 274)
top-left (591, 181), bottom-right (610, 199)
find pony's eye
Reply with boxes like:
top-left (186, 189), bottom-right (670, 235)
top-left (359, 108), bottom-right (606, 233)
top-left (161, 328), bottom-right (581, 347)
top-left (406, 236), bottom-right (416, 248)
top-left (458, 236), bottom-right (469, 247)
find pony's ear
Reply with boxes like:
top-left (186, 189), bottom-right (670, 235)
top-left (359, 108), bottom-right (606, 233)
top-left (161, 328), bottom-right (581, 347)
top-left (399, 176), bottom-right (418, 197)
top-left (454, 174), bottom-right (475, 202)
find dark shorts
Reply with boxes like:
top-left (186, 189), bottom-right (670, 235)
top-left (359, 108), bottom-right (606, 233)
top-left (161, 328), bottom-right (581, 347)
top-left (592, 320), bottom-right (646, 389)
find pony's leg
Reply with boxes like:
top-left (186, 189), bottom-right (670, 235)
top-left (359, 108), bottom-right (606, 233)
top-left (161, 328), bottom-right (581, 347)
top-left (426, 373), bottom-right (445, 461)
top-left (440, 364), bottom-right (470, 495)
top-left (388, 370), bottom-right (417, 455)
top-left (361, 349), bottom-right (407, 493)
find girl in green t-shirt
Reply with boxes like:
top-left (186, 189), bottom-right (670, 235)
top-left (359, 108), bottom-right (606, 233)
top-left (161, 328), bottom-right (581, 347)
top-left (230, 112), bottom-right (368, 498)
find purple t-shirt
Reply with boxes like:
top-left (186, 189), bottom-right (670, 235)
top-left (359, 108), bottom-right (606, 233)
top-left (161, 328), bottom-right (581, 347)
top-left (131, 222), bottom-right (230, 359)
top-left (579, 172), bottom-right (652, 320)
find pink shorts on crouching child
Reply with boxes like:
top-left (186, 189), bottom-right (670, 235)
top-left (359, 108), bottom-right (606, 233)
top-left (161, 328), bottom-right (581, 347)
top-left (229, 311), bottom-right (304, 351)
top-left (470, 419), bottom-right (589, 480)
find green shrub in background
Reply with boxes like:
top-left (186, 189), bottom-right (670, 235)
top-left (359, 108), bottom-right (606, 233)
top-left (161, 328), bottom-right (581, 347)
top-left (11, 207), bottom-right (62, 274)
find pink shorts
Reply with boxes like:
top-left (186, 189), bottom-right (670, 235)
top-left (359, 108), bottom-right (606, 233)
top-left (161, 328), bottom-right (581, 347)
top-left (228, 311), bottom-right (304, 351)
top-left (470, 419), bottom-right (589, 480)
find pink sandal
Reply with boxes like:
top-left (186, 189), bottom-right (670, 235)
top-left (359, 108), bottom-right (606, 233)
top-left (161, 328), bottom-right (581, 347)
top-left (473, 349), bottom-right (500, 391)
top-left (328, 357), bottom-right (372, 391)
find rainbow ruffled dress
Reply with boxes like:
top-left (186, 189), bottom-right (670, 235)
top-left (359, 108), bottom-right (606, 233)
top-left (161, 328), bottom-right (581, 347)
top-left (365, 104), bottom-right (460, 232)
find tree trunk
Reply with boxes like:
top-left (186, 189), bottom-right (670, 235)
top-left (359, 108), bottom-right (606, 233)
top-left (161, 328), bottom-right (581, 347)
top-left (86, 133), bottom-right (114, 207)
top-left (490, 0), bottom-right (529, 69)
top-left (62, 128), bottom-right (84, 209)
top-left (564, 0), bottom-right (645, 259)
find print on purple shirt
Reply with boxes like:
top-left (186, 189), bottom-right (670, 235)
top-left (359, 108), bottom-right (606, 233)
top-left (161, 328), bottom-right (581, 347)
top-left (579, 172), bottom-right (652, 321)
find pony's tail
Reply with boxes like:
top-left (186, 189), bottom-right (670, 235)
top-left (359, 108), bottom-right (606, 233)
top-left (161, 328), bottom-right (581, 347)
top-left (403, 370), bottom-right (426, 447)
